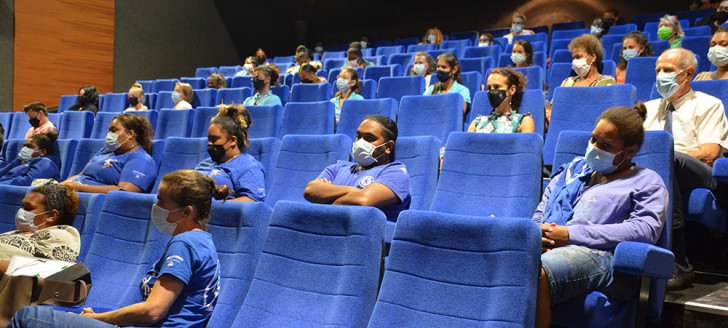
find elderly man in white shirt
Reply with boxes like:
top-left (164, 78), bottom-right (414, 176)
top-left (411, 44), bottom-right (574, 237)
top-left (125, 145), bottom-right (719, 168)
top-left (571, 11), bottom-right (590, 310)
top-left (644, 48), bottom-right (728, 290)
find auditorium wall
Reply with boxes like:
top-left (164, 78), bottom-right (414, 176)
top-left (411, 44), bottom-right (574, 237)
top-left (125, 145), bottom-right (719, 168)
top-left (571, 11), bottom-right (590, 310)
top-left (0, 0), bottom-right (13, 113)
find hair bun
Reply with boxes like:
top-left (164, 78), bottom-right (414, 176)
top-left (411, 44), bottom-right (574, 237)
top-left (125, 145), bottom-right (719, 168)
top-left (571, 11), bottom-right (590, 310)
top-left (633, 103), bottom-right (647, 121)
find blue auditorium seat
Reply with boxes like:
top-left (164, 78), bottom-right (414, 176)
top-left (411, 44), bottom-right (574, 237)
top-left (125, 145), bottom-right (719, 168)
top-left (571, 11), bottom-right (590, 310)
top-left (280, 101), bottom-right (335, 136)
top-left (0, 185), bottom-right (28, 232)
top-left (505, 41), bottom-right (546, 54)
top-left (67, 139), bottom-right (105, 178)
top-left (274, 55), bottom-right (294, 64)
top-left (192, 88), bottom-right (216, 108)
top-left (154, 109), bottom-right (194, 139)
top-left (608, 23), bottom-right (638, 35)
top-left (546, 62), bottom-right (573, 100)
top-left (155, 91), bottom-right (175, 110)
top-left (59, 111), bottom-right (94, 139)
top-left (367, 210), bottom-right (540, 328)
top-left (265, 134), bottom-right (351, 205)
top-left (231, 75), bottom-right (253, 88)
top-left (426, 48), bottom-right (462, 60)
top-left (603, 60), bottom-right (617, 78)
top-left (682, 36), bottom-right (711, 73)
top-left (290, 83), bottom-right (332, 102)
top-left (152, 78), bottom-right (180, 93)
top-left (467, 89), bottom-right (546, 137)
top-left (450, 30), bottom-right (479, 44)
top-left (58, 95), bottom-right (78, 113)
top-left (205, 201), bottom-right (272, 328)
top-left (552, 21), bottom-right (586, 31)
top-left (677, 8), bottom-right (714, 27)
top-left (326, 68), bottom-right (342, 85)
top-left (463, 45), bottom-right (502, 65)
top-left (393, 37), bottom-right (420, 48)
top-left (398, 94), bottom-right (463, 143)
top-left (135, 80), bottom-right (154, 93)
top-left (512, 32), bottom-right (548, 47)
top-left (375, 45), bottom-right (405, 57)
top-left (2, 139), bottom-right (24, 167)
top-left (482, 27), bottom-right (510, 38)
top-left (551, 49), bottom-right (574, 64)
top-left (376, 76), bottom-right (425, 102)
top-left (489, 65), bottom-right (544, 91)
top-left (440, 39), bottom-right (472, 55)
top-left (151, 137), bottom-right (208, 193)
top-left (549, 38), bottom-right (575, 60)
top-left (195, 67), bottom-right (218, 78)
top-left (387, 54), bottom-right (415, 77)
top-left (460, 71), bottom-right (482, 101)
top-left (8, 112), bottom-right (31, 139)
top-left (270, 85), bottom-right (290, 107)
top-left (0, 112), bottom-right (12, 139)
top-left (90, 112), bottom-right (118, 139)
top-left (218, 65), bottom-right (242, 77)
top-left (625, 56), bottom-right (658, 102)
top-left (433, 132), bottom-right (543, 217)
top-left (248, 137), bottom-right (281, 192)
top-left (601, 34), bottom-right (626, 58)
top-left (151, 139), bottom-right (165, 173)
top-left (47, 113), bottom-right (61, 132)
top-left (180, 77), bottom-right (206, 90)
top-left (395, 136), bottom-right (440, 212)
top-left (683, 25), bottom-right (711, 37)
top-left (550, 130), bottom-right (675, 328)
top-left (128, 110), bottom-right (158, 131)
top-left (144, 92), bottom-right (157, 109)
top-left (364, 55), bottom-right (388, 66)
top-left (100, 93), bottom-right (128, 112)
top-left (56, 139), bottom-right (78, 181)
top-left (337, 98), bottom-right (398, 141)
top-left (360, 48), bottom-right (374, 57)
top-left (406, 43), bottom-right (437, 53)
top-left (247, 105), bottom-right (283, 139)
top-left (364, 65), bottom-right (404, 83)
top-left (544, 84), bottom-right (637, 165)
top-left (551, 28), bottom-right (589, 42)
top-left (460, 57), bottom-right (494, 81)
top-left (323, 58), bottom-right (347, 72)
top-left (231, 201), bottom-right (384, 328)
top-left (216, 87), bottom-right (253, 105)
top-left (631, 12), bottom-right (668, 30)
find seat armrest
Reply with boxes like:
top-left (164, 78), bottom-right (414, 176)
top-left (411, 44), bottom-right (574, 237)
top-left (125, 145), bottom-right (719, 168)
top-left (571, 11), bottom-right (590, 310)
top-left (612, 241), bottom-right (674, 279)
top-left (713, 158), bottom-right (728, 184)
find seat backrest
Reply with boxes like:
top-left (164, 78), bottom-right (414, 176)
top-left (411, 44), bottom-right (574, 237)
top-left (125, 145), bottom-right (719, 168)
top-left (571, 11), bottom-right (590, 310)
top-left (467, 89), bottom-right (546, 137)
top-left (68, 138), bottom-right (105, 178)
top-left (337, 99), bottom-right (398, 141)
top-left (323, 51), bottom-right (347, 60)
top-left (248, 137), bottom-right (281, 193)
top-left (9, 112), bottom-right (32, 139)
top-left (323, 58), bottom-right (347, 72)
top-left (608, 23), bottom-right (638, 35)
top-left (180, 77), bottom-right (206, 90)
top-left (511, 66), bottom-right (544, 90)
top-left (153, 78), bottom-right (180, 93)
top-left (364, 65), bottom-right (404, 83)
top-left (692, 80), bottom-right (728, 110)
top-left (368, 210), bottom-right (540, 328)
top-left (651, 40), bottom-right (671, 56)
top-left (388, 53), bottom-right (415, 75)
top-left (552, 48), bottom-right (573, 64)
top-left (216, 87), bottom-right (253, 105)
top-left (205, 201), bottom-right (272, 328)
top-left (544, 84), bottom-right (637, 165)
top-left (440, 39), bottom-right (472, 54)
top-left (129, 110), bottom-right (159, 131)
top-left (218, 65), bottom-right (242, 77)
top-left (601, 34), bottom-right (625, 58)
top-left (290, 83), bottom-right (332, 103)
top-left (546, 62), bottom-right (573, 100)
top-left (270, 85), bottom-right (290, 107)
top-left (433, 132), bottom-right (543, 217)
top-left (602, 59), bottom-right (617, 78)
top-left (395, 136), bottom-right (440, 210)
top-left (151, 137), bottom-right (208, 193)
top-left (155, 91), bottom-right (176, 110)
top-left (0, 112), bottom-right (12, 141)
top-left (266, 134), bottom-right (351, 206)
top-left (682, 36), bottom-right (712, 73)
top-left (460, 57), bottom-right (494, 81)
top-left (632, 12), bottom-right (667, 30)
top-left (376, 75), bottom-right (425, 102)
top-left (548, 38), bottom-right (576, 59)
top-left (624, 56), bottom-right (658, 102)
top-left (375, 45), bottom-right (405, 56)
top-left (58, 95), bottom-right (78, 113)
top-left (460, 71), bottom-right (481, 102)
top-left (231, 75), bottom-right (253, 89)
top-left (56, 139), bottom-right (78, 181)
top-left (513, 32), bottom-right (548, 46)
top-left (192, 88), bottom-right (216, 108)
top-left (247, 105), bottom-right (283, 139)
top-left (73, 192), bottom-right (106, 263)
top-left (398, 93), bottom-right (464, 143)
top-left (364, 55), bottom-right (389, 66)
top-left (100, 93), bottom-right (129, 113)
top-left (59, 111), bottom-right (94, 139)
top-left (483, 27), bottom-right (511, 38)
top-left (552, 21), bottom-right (586, 31)
top-left (232, 201), bottom-right (385, 328)
top-left (190, 106), bottom-right (219, 138)
top-left (393, 37), bottom-right (420, 47)
top-left (195, 67), bottom-right (219, 78)
top-left (280, 101), bottom-right (335, 136)
top-left (154, 109), bottom-right (194, 139)
top-left (0, 185), bottom-right (28, 233)
top-left (407, 43), bottom-right (437, 53)
top-left (3, 139), bottom-right (24, 166)
top-left (683, 25), bottom-right (711, 37)
top-left (426, 47), bottom-right (462, 60)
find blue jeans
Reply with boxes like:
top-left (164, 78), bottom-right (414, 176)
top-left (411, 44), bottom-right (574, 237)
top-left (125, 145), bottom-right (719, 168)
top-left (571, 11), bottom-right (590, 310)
top-left (6, 306), bottom-right (119, 328)
top-left (541, 245), bottom-right (640, 305)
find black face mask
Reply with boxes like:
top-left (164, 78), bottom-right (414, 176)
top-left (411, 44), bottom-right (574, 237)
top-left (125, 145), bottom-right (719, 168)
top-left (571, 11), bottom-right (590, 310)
top-left (29, 117), bottom-right (40, 128)
top-left (487, 89), bottom-right (508, 109)
top-left (128, 97), bottom-right (139, 107)
top-left (253, 78), bottom-right (267, 91)
top-left (715, 11), bottom-right (728, 23)
top-left (256, 56), bottom-right (266, 65)
top-left (207, 144), bottom-right (226, 164)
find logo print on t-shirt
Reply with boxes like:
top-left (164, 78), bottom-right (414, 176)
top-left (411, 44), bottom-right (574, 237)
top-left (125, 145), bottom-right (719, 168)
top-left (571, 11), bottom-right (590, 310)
top-left (133, 170), bottom-right (146, 179)
top-left (102, 158), bottom-right (118, 168)
top-left (208, 170), bottom-right (222, 178)
top-left (358, 176), bottom-right (374, 188)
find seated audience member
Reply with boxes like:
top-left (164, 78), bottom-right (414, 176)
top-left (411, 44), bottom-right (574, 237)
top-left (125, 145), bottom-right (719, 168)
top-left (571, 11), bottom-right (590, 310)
top-left (695, 27), bottom-right (728, 80)
top-left (692, 0), bottom-right (719, 10)
top-left (0, 123), bottom-right (4, 167)
top-left (697, 1), bottom-right (728, 34)
top-left (0, 183), bottom-right (81, 273)
top-left (255, 48), bottom-right (268, 66)
top-left (561, 34), bottom-right (616, 87)
top-left (479, 33), bottom-right (495, 47)
top-left (24, 102), bottom-right (57, 139)
top-left (207, 73), bottom-right (227, 90)
top-left (617, 31), bottom-right (654, 84)
top-left (504, 12), bottom-right (535, 44)
top-left (331, 68), bottom-right (365, 121)
top-left (410, 51), bottom-right (437, 89)
top-left (341, 46), bottom-right (374, 70)
top-left (533, 104), bottom-right (667, 328)
top-left (360, 35), bottom-right (371, 48)
top-left (590, 17), bottom-right (612, 39)
top-left (511, 39), bottom-right (533, 68)
top-left (313, 41), bottom-right (325, 57)
top-left (235, 56), bottom-right (257, 77)
top-left (604, 8), bottom-right (620, 26)
top-left (195, 105), bottom-right (265, 202)
top-left (298, 63), bottom-right (328, 83)
top-left (8, 170), bottom-right (224, 327)
top-left (124, 83), bottom-right (148, 112)
top-left (468, 67), bottom-right (535, 134)
top-left (243, 64), bottom-right (283, 106)
top-left (0, 132), bottom-right (60, 186)
top-left (424, 52), bottom-right (471, 116)
top-left (420, 27), bottom-right (444, 46)
top-left (304, 115), bottom-right (411, 221)
top-left (172, 82), bottom-right (194, 110)
top-left (658, 15), bottom-right (685, 49)
top-left (287, 51), bottom-right (322, 74)
top-left (67, 85), bottom-right (99, 114)
top-left (643, 48), bottom-right (728, 290)
top-left (62, 113), bottom-right (157, 194)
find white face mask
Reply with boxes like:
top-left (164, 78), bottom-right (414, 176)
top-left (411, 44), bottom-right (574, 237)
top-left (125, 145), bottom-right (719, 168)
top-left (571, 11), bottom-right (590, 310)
top-left (413, 63), bottom-right (426, 75)
top-left (105, 132), bottom-right (129, 151)
top-left (572, 57), bottom-right (592, 77)
top-left (708, 45), bottom-right (728, 67)
top-left (151, 205), bottom-right (184, 236)
top-left (348, 59), bottom-right (358, 67)
top-left (15, 208), bottom-right (49, 232)
top-left (655, 70), bottom-right (685, 99)
top-left (172, 91), bottom-right (182, 104)
top-left (621, 48), bottom-right (639, 61)
top-left (478, 41), bottom-right (490, 47)
top-left (351, 139), bottom-right (387, 167)
top-left (511, 53), bottom-right (526, 65)
top-left (336, 78), bottom-right (351, 92)
top-left (314, 46), bottom-right (323, 52)
top-left (360, 41), bottom-right (368, 48)
top-left (427, 34), bottom-right (436, 42)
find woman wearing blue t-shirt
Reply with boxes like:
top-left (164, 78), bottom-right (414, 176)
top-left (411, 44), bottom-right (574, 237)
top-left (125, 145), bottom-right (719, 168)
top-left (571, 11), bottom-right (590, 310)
top-left (195, 104), bottom-right (266, 202)
top-left (330, 68), bottom-right (365, 121)
top-left (62, 114), bottom-right (157, 193)
top-left (8, 170), bottom-right (225, 328)
top-left (423, 52), bottom-right (471, 117)
top-left (0, 132), bottom-right (60, 186)
top-left (242, 64), bottom-right (282, 106)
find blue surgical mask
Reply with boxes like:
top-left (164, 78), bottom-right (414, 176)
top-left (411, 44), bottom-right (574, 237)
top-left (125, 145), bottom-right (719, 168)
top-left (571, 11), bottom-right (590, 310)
top-left (172, 91), bottom-right (182, 104)
top-left (621, 48), bottom-right (639, 61)
top-left (435, 70), bottom-right (451, 83)
top-left (427, 34), bottom-right (436, 42)
top-left (590, 26), bottom-right (603, 36)
top-left (656, 71), bottom-right (684, 99)
top-left (511, 25), bottom-right (522, 33)
top-left (511, 53), bottom-right (526, 65)
top-left (314, 46), bottom-right (323, 52)
top-left (18, 146), bottom-right (36, 162)
top-left (413, 64), bottom-right (426, 75)
top-left (105, 132), bottom-right (129, 151)
top-left (585, 142), bottom-right (626, 174)
top-left (351, 139), bottom-right (387, 167)
top-left (336, 78), bottom-right (351, 92)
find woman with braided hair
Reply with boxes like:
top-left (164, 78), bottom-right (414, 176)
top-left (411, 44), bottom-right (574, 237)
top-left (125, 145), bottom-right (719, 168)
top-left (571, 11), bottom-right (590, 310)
top-left (194, 104), bottom-right (266, 202)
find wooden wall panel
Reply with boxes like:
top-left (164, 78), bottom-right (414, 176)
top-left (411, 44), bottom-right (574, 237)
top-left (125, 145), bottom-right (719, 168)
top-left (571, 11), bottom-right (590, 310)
top-left (14, 0), bottom-right (114, 111)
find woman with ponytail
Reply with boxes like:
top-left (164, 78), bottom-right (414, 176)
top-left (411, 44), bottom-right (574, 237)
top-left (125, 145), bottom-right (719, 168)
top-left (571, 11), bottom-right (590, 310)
top-left (9, 170), bottom-right (225, 327)
top-left (0, 131), bottom-right (61, 186)
top-left (194, 104), bottom-right (266, 202)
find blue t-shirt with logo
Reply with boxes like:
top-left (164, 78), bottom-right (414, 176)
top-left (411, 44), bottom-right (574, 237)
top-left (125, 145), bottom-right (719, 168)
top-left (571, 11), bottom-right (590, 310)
top-left (75, 147), bottom-right (157, 192)
top-left (194, 153), bottom-right (266, 201)
top-left (316, 161), bottom-right (411, 221)
top-left (140, 230), bottom-right (220, 328)
top-left (0, 157), bottom-right (59, 186)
